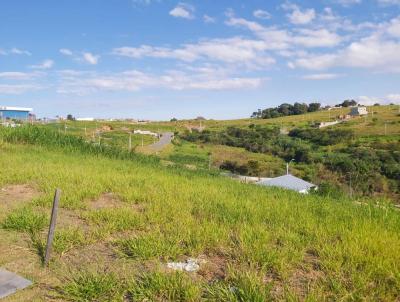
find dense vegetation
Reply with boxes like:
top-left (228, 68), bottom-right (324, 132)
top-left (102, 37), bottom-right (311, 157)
top-left (181, 124), bottom-right (400, 199)
top-left (0, 127), bottom-right (399, 301)
top-left (251, 102), bottom-right (321, 119)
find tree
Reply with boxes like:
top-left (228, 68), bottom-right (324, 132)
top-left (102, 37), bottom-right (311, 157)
top-left (67, 114), bottom-right (75, 121)
top-left (293, 102), bottom-right (308, 115)
top-left (308, 102), bottom-right (321, 112)
top-left (339, 99), bottom-right (357, 107)
top-left (170, 118), bottom-right (178, 122)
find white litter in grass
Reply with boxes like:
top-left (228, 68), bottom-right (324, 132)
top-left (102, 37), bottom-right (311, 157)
top-left (167, 258), bottom-right (200, 272)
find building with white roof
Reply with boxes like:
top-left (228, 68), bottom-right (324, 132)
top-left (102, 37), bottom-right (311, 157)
top-left (256, 174), bottom-right (317, 194)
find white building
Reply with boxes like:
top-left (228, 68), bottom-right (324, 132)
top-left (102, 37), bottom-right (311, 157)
top-left (256, 174), bottom-right (317, 194)
top-left (133, 129), bottom-right (159, 137)
top-left (350, 106), bottom-right (368, 116)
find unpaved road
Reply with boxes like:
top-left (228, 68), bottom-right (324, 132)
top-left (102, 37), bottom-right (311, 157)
top-left (149, 132), bottom-right (174, 152)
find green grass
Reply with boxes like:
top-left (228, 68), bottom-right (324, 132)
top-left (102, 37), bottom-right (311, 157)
top-left (0, 127), bottom-right (399, 300)
top-left (127, 271), bottom-right (201, 301)
top-left (2, 206), bottom-right (47, 234)
top-left (57, 270), bottom-right (123, 302)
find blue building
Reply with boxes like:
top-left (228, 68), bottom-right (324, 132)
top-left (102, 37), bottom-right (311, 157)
top-left (0, 107), bottom-right (33, 120)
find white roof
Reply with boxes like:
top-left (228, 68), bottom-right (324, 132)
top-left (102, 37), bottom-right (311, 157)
top-left (256, 174), bottom-right (316, 192)
top-left (0, 106), bottom-right (33, 112)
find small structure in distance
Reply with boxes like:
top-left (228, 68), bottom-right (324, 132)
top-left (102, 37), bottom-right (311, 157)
top-left (133, 129), bottom-right (159, 137)
top-left (350, 106), bottom-right (368, 116)
top-left (256, 174), bottom-right (317, 194)
top-left (0, 106), bottom-right (33, 121)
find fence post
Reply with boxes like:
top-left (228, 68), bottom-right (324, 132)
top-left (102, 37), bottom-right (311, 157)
top-left (44, 188), bottom-right (61, 266)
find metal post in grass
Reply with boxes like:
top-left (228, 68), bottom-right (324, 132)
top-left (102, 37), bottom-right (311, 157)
top-left (44, 188), bottom-right (61, 266)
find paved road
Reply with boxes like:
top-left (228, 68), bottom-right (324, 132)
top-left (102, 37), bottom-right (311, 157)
top-left (149, 132), bottom-right (174, 152)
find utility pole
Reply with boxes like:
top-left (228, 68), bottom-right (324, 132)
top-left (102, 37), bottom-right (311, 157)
top-left (348, 173), bottom-right (353, 199)
top-left (286, 159), bottom-right (295, 175)
top-left (128, 132), bottom-right (132, 151)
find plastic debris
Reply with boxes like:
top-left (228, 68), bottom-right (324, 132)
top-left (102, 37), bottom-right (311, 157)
top-left (167, 258), bottom-right (200, 272)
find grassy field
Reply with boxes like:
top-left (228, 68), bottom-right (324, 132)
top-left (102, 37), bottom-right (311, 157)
top-left (0, 127), bottom-right (399, 301)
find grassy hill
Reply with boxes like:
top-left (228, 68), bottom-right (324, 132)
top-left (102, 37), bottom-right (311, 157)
top-left (0, 127), bottom-right (399, 301)
top-left (35, 105), bottom-right (400, 201)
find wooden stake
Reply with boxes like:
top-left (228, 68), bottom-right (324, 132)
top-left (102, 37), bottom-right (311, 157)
top-left (44, 188), bottom-right (61, 266)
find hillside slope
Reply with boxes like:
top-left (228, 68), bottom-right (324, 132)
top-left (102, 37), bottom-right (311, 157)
top-left (0, 131), bottom-right (399, 301)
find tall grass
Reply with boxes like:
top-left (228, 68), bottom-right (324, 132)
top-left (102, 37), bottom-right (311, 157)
top-left (0, 138), bottom-right (399, 300)
top-left (0, 125), bottom-right (159, 165)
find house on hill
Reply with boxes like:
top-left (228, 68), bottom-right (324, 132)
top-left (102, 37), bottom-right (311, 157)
top-left (350, 106), bottom-right (368, 116)
top-left (256, 174), bottom-right (317, 194)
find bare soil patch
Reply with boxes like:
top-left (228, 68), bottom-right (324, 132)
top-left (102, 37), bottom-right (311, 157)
top-left (89, 193), bottom-right (122, 209)
top-left (56, 208), bottom-right (88, 230)
top-left (0, 184), bottom-right (40, 211)
top-left (196, 254), bottom-right (227, 282)
top-left (268, 249), bottom-right (325, 300)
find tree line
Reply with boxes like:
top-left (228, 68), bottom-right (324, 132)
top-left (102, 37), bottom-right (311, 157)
top-left (251, 100), bottom-right (359, 119)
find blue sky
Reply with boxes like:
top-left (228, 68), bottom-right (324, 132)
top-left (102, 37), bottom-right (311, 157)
top-left (1, 0), bottom-right (400, 120)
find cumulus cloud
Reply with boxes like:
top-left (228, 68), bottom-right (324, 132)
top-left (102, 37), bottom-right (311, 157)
top-left (334, 0), bottom-right (362, 7)
top-left (56, 67), bottom-right (265, 95)
top-left (282, 3), bottom-right (316, 24)
top-left (226, 15), bottom-right (342, 49)
top-left (253, 9), bottom-right (271, 20)
top-left (30, 59), bottom-right (54, 69)
top-left (10, 48), bottom-right (31, 56)
top-left (291, 32), bottom-right (400, 72)
top-left (169, 3), bottom-right (194, 19)
top-left (82, 52), bottom-right (100, 65)
top-left (302, 73), bottom-right (343, 80)
top-left (112, 37), bottom-right (276, 68)
top-left (60, 48), bottom-right (73, 56)
top-left (0, 71), bottom-right (43, 80)
top-left (0, 84), bottom-right (42, 94)
top-left (203, 15), bottom-right (216, 23)
top-left (356, 94), bottom-right (400, 105)
top-left (387, 17), bottom-right (400, 37)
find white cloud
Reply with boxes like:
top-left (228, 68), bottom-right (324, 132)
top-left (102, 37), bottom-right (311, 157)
top-left (253, 9), bottom-right (271, 20)
top-left (387, 17), bottom-right (400, 37)
top-left (82, 52), bottom-right (100, 65)
top-left (30, 59), bottom-right (54, 69)
top-left (290, 19), bottom-right (400, 73)
top-left (282, 3), bottom-right (315, 24)
top-left (203, 15), bottom-right (215, 23)
top-left (112, 37), bottom-right (276, 68)
top-left (0, 71), bottom-right (43, 80)
top-left (292, 28), bottom-right (342, 47)
top-left (387, 94), bottom-right (400, 103)
top-left (302, 73), bottom-right (343, 80)
top-left (56, 67), bottom-right (265, 95)
top-left (0, 84), bottom-right (42, 94)
top-left (169, 3), bottom-right (194, 19)
top-left (226, 15), bottom-right (342, 49)
top-left (10, 48), bottom-right (31, 56)
top-left (356, 94), bottom-right (400, 105)
top-left (0, 49), bottom-right (7, 55)
top-left (334, 0), bottom-right (362, 7)
top-left (60, 48), bottom-right (73, 56)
